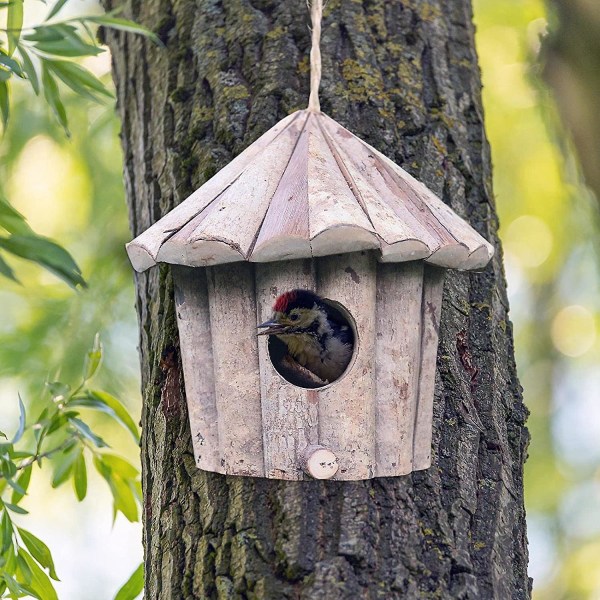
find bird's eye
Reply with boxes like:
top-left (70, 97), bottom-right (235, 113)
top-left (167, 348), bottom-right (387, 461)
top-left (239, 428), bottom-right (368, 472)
top-left (289, 314), bottom-right (299, 321)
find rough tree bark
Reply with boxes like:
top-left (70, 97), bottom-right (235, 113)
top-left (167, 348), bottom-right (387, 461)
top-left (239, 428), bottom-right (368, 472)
top-left (105, 0), bottom-right (530, 597)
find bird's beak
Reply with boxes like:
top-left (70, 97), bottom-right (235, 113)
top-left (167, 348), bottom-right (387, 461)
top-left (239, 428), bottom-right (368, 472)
top-left (257, 319), bottom-right (286, 336)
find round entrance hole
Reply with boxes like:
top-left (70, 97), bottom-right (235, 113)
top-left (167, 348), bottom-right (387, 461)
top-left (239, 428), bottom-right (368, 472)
top-left (266, 295), bottom-right (358, 389)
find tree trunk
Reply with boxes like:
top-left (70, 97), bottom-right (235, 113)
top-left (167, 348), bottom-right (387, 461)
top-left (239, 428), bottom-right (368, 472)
top-left (106, 0), bottom-right (530, 597)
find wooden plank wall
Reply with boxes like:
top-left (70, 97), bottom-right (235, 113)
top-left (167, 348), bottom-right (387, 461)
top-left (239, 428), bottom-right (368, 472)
top-left (316, 252), bottom-right (377, 479)
top-left (172, 266), bottom-right (221, 472)
top-left (255, 259), bottom-right (317, 480)
top-left (206, 262), bottom-right (264, 476)
top-left (174, 253), bottom-right (444, 480)
top-left (412, 266), bottom-right (445, 470)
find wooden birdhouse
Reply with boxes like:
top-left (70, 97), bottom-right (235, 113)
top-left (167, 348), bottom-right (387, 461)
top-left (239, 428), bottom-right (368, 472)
top-left (126, 109), bottom-right (493, 481)
top-left (126, 0), bottom-right (493, 481)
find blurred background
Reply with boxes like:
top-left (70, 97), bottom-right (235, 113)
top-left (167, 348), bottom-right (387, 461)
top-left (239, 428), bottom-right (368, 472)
top-left (0, 0), bottom-right (599, 598)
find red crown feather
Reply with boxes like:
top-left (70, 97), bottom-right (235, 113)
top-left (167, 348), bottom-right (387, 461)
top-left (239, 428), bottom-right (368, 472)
top-left (273, 290), bottom-right (298, 313)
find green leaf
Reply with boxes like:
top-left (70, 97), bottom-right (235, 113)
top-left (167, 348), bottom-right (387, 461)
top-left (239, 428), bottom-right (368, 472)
top-left (18, 582), bottom-right (43, 600)
top-left (3, 542), bottom-right (18, 574)
top-left (51, 445), bottom-right (80, 487)
top-left (114, 562), bottom-right (144, 600)
top-left (18, 529), bottom-right (59, 581)
top-left (45, 412), bottom-right (68, 435)
top-left (0, 440), bottom-right (14, 456)
top-left (12, 396), bottom-right (26, 444)
top-left (2, 573), bottom-right (23, 597)
top-left (83, 333), bottom-right (103, 381)
top-left (47, 59), bottom-right (113, 103)
top-left (93, 456), bottom-right (139, 522)
top-left (4, 502), bottom-right (28, 515)
top-left (41, 64), bottom-right (69, 135)
top-left (0, 253), bottom-right (18, 282)
top-left (0, 50), bottom-right (23, 76)
top-left (20, 547), bottom-right (59, 599)
top-left (73, 452), bottom-right (87, 501)
top-left (0, 197), bottom-right (30, 235)
top-left (70, 390), bottom-right (139, 443)
top-left (83, 15), bottom-right (162, 45)
top-left (11, 451), bottom-right (32, 459)
top-left (7, 0), bottom-right (24, 56)
top-left (4, 478), bottom-right (26, 499)
top-left (24, 24), bottom-right (77, 43)
top-left (11, 464), bottom-right (31, 504)
top-left (0, 80), bottom-right (9, 131)
top-left (69, 417), bottom-right (108, 448)
top-left (45, 0), bottom-right (69, 21)
top-left (18, 45), bottom-right (39, 95)
top-left (100, 454), bottom-right (139, 480)
top-left (34, 37), bottom-right (104, 58)
top-left (1, 510), bottom-right (14, 553)
top-left (16, 549), bottom-right (33, 585)
top-left (0, 233), bottom-right (86, 288)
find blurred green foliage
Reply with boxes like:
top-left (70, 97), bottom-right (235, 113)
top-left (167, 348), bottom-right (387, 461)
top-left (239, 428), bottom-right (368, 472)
top-left (0, 336), bottom-right (141, 599)
top-left (0, 1), bottom-right (156, 288)
top-left (543, 0), bottom-right (600, 205)
top-left (0, 1), bottom-right (147, 597)
top-left (0, 1), bottom-right (141, 403)
top-left (474, 0), bottom-right (600, 598)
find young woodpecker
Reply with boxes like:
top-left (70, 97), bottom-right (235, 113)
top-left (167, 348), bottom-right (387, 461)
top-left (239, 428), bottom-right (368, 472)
top-left (257, 289), bottom-right (354, 384)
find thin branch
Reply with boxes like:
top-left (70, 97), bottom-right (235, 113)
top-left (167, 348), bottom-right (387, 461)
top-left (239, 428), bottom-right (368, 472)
top-left (5, 434), bottom-right (79, 475)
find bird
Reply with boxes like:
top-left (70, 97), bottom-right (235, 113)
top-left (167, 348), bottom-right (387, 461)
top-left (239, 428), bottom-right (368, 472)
top-left (257, 289), bottom-right (354, 385)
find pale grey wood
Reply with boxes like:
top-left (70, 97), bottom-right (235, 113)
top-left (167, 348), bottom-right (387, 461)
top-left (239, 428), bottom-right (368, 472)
top-left (128, 109), bottom-right (493, 272)
top-left (376, 162), bottom-right (470, 268)
top-left (412, 266), bottom-right (445, 469)
top-left (316, 251), bottom-right (377, 480)
top-left (336, 115), bottom-right (494, 269)
top-left (251, 114), bottom-right (312, 262)
top-left (172, 266), bottom-right (222, 472)
top-left (302, 445), bottom-right (339, 479)
top-left (320, 115), bottom-right (433, 261)
top-left (126, 110), bottom-right (301, 271)
top-left (158, 116), bottom-right (305, 266)
top-left (255, 259), bottom-right (317, 479)
top-left (374, 261), bottom-right (425, 476)
top-left (206, 262), bottom-right (264, 476)
top-left (172, 253), bottom-right (445, 480)
top-left (307, 116), bottom-right (379, 256)
top-left (417, 192), bottom-right (494, 269)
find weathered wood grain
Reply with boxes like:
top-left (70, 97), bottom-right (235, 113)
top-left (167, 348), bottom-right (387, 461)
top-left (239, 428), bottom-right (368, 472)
top-left (412, 266), bottom-right (445, 469)
top-left (321, 115), bottom-right (434, 262)
top-left (172, 265), bottom-right (222, 472)
top-left (158, 117), bottom-right (305, 266)
top-left (251, 113), bottom-right (312, 262)
top-left (302, 445), bottom-right (339, 479)
top-left (255, 259), bottom-right (317, 479)
top-left (129, 110), bottom-right (493, 271)
top-left (307, 116), bottom-right (379, 256)
top-left (355, 130), bottom-right (494, 269)
top-left (206, 262), bottom-right (264, 476)
top-left (374, 261), bottom-right (425, 476)
top-left (125, 111), bottom-right (301, 271)
top-left (316, 251), bottom-right (377, 480)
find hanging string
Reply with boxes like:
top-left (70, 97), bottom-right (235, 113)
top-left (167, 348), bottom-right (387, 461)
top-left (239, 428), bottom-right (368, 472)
top-left (308, 0), bottom-right (323, 112)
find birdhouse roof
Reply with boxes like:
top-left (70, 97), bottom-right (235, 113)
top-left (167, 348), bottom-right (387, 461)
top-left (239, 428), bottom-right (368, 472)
top-left (126, 110), bottom-right (494, 272)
